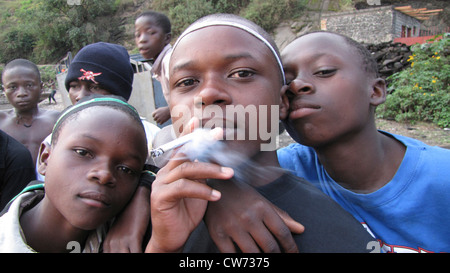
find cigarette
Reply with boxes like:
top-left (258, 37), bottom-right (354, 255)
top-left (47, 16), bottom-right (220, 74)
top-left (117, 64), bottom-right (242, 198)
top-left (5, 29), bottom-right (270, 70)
top-left (150, 128), bottom-right (221, 158)
top-left (150, 133), bottom-right (197, 158)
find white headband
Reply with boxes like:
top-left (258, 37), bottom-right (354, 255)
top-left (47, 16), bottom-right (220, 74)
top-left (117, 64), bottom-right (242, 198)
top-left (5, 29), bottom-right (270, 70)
top-left (170, 19), bottom-right (286, 85)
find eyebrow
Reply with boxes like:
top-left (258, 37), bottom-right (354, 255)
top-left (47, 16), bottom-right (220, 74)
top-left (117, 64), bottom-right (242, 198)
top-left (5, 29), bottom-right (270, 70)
top-left (171, 52), bottom-right (257, 73)
top-left (79, 133), bottom-right (144, 162)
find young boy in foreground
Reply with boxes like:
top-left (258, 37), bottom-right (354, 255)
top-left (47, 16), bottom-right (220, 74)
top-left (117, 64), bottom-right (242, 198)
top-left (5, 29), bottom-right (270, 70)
top-left (277, 31), bottom-right (450, 252)
top-left (0, 96), bottom-right (149, 252)
top-left (146, 14), bottom-right (374, 253)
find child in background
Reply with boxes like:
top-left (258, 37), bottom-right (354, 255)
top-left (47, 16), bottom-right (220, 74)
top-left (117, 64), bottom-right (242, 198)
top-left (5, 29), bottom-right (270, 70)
top-left (135, 11), bottom-right (172, 127)
top-left (0, 96), bottom-right (149, 252)
top-left (277, 31), bottom-right (450, 253)
top-left (146, 14), bottom-right (374, 253)
top-left (0, 59), bottom-right (59, 165)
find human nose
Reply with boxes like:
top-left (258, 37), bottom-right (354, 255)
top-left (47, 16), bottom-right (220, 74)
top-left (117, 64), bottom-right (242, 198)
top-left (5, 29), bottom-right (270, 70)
top-left (194, 77), bottom-right (232, 108)
top-left (74, 85), bottom-right (91, 102)
top-left (137, 32), bottom-right (148, 44)
top-left (288, 78), bottom-right (314, 95)
top-left (16, 85), bottom-right (29, 97)
top-left (87, 161), bottom-right (116, 187)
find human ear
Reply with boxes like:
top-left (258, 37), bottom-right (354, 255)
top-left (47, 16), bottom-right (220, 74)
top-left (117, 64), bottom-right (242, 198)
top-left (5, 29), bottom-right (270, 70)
top-left (165, 33), bottom-right (172, 45)
top-left (37, 142), bottom-right (51, 176)
top-left (369, 78), bottom-right (387, 107)
top-left (39, 81), bottom-right (44, 93)
top-left (279, 85), bottom-right (290, 120)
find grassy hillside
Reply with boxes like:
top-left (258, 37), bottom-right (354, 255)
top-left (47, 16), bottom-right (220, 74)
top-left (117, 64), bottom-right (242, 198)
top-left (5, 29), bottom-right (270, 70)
top-left (0, 0), bottom-right (448, 64)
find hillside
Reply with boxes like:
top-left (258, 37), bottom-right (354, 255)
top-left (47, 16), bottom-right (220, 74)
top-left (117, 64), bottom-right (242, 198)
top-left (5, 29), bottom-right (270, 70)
top-left (0, 0), bottom-right (448, 64)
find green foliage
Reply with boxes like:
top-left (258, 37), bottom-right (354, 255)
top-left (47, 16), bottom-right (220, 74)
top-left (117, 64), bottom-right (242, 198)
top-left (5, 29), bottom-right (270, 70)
top-left (152, 0), bottom-right (307, 36)
top-left (0, 0), bottom-right (124, 64)
top-left (377, 34), bottom-right (450, 128)
top-left (242, 0), bottom-right (306, 32)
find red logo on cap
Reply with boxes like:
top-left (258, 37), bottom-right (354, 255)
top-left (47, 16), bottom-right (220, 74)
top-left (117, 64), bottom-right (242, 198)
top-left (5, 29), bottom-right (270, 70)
top-left (78, 69), bottom-right (102, 84)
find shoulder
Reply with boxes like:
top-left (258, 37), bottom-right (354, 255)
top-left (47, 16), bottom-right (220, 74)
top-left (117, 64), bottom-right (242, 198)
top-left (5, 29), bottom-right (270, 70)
top-left (0, 110), bottom-right (14, 122)
top-left (278, 143), bottom-right (316, 158)
top-left (34, 109), bottom-right (60, 128)
top-left (39, 109), bottom-right (60, 120)
top-left (258, 173), bottom-right (373, 252)
top-left (382, 131), bottom-right (450, 160)
top-left (277, 143), bottom-right (318, 172)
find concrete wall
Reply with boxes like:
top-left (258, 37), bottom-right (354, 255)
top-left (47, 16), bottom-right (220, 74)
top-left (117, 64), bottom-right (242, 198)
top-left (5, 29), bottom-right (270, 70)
top-left (321, 6), bottom-right (394, 44)
top-left (392, 9), bottom-right (422, 38)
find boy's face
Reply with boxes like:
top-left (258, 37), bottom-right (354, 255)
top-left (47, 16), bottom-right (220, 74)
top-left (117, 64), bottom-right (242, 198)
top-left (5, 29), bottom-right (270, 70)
top-left (68, 80), bottom-right (112, 104)
top-left (168, 26), bottom-right (282, 157)
top-left (135, 16), bottom-right (170, 60)
top-left (281, 32), bottom-right (377, 147)
top-left (40, 107), bottom-right (147, 230)
top-left (2, 66), bottom-right (43, 111)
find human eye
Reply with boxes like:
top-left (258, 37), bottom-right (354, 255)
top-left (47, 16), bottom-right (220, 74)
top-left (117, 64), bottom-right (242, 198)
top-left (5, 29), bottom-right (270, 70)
top-left (5, 85), bottom-right (16, 92)
top-left (314, 68), bottom-right (337, 77)
top-left (117, 165), bottom-right (138, 176)
top-left (229, 69), bottom-right (255, 79)
top-left (89, 85), bottom-right (101, 91)
top-left (73, 148), bottom-right (93, 158)
top-left (69, 83), bottom-right (80, 90)
top-left (175, 78), bottom-right (198, 88)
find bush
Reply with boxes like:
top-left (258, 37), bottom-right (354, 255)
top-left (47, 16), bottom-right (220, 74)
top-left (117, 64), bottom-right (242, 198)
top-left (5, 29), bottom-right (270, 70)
top-left (241, 0), bottom-right (306, 32)
top-left (377, 34), bottom-right (450, 128)
top-left (152, 0), bottom-right (307, 36)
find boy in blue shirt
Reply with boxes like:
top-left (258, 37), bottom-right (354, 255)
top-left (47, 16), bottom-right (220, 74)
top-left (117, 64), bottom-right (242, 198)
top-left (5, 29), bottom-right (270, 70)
top-left (277, 31), bottom-right (450, 253)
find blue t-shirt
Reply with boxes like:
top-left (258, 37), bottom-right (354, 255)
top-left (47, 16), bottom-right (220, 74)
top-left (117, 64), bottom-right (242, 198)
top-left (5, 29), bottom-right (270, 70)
top-left (277, 132), bottom-right (450, 253)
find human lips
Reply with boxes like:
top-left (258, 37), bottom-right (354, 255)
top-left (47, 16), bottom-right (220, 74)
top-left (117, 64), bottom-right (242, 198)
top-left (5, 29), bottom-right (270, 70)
top-left (78, 191), bottom-right (111, 208)
top-left (201, 118), bottom-right (243, 140)
top-left (139, 47), bottom-right (152, 57)
top-left (16, 100), bottom-right (31, 106)
top-left (289, 101), bottom-right (321, 120)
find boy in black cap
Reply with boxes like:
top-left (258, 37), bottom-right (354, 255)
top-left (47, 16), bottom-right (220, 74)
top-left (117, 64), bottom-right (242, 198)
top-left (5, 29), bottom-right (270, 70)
top-left (65, 42), bottom-right (135, 103)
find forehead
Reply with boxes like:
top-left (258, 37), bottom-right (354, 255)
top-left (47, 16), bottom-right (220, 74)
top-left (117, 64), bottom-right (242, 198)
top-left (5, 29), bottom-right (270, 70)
top-left (135, 16), bottom-right (161, 28)
top-left (2, 66), bottom-right (39, 83)
top-left (282, 33), bottom-right (355, 63)
top-left (58, 106), bottom-right (144, 143)
top-left (171, 26), bottom-right (276, 66)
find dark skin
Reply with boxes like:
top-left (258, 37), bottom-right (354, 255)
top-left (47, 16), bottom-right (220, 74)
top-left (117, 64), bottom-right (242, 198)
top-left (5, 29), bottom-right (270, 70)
top-left (159, 25), bottom-right (304, 253)
top-left (22, 106), bottom-right (148, 252)
top-left (1, 66), bottom-right (59, 165)
top-left (105, 24), bottom-right (304, 253)
top-left (134, 15), bottom-right (172, 126)
top-left (281, 32), bottom-right (406, 193)
top-left (135, 15), bottom-right (171, 61)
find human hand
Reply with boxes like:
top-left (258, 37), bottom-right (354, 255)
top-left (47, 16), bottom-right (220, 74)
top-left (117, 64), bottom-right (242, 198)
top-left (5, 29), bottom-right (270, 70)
top-left (205, 180), bottom-right (305, 253)
top-left (152, 106), bottom-right (171, 125)
top-left (145, 118), bottom-right (234, 253)
top-left (103, 185), bottom-right (150, 253)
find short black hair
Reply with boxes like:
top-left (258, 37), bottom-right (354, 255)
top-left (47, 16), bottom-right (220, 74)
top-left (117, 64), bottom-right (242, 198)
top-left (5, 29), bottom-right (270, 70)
top-left (2, 58), bottom-right (41, 82)
top-left (137, 11), bottom-right (171, 34)
top-left (51, 95), bottom-right (146, 148)
top-left (300, 31), bottom-right (379, 78)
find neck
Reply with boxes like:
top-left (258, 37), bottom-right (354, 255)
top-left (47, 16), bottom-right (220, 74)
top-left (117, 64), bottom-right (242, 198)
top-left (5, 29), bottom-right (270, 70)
top-left (246, 150), bottom-right (284, 187)
top-left (14, 107), bottom-right (39, 127)
top-left (14, 106), bottom-right (39, 117)
top-left (20, 197), bottom-right (89, 253)
top-left (313, 126), bottom-right (406, 193)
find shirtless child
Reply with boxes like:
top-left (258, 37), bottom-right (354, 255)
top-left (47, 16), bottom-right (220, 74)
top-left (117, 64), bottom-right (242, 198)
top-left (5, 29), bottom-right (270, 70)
top-left (1, 59), bottom-right (59, 165)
